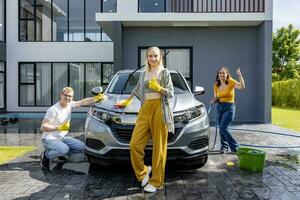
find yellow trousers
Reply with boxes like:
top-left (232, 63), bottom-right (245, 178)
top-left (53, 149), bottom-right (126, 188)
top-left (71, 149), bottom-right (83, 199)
top-left (130, 98), bottom-right (168, 187)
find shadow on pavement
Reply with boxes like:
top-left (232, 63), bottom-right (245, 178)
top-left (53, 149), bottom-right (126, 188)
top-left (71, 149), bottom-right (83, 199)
top-left (1, 152), bottom-right (300, 200)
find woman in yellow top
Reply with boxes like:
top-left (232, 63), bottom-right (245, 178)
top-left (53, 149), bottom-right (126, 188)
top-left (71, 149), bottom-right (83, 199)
top-left (212, 66), bottom-right (245, 153)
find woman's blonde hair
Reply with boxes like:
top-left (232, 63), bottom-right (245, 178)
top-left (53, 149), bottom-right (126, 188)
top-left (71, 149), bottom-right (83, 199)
top-left (144, 47), bottom-right (164, 72)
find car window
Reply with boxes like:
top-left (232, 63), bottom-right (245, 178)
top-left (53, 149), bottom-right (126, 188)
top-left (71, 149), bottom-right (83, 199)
top-left (171, 73), bottom-right (190, 94)
top-left (107, 73), bottom-right (129, 94)
top-left (124, 72), bottom-right (140, 94)
top-left (107, 71), bottom-right (189, 94)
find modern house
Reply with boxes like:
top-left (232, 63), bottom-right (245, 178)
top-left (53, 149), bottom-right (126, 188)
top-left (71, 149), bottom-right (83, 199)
top-left (1, 0), bottom-right (272, 123)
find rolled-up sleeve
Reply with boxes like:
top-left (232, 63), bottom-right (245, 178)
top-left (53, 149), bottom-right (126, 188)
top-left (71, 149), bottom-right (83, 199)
top-left (131, 76), bottom-right (142, 100)
top-left (163, 70), bottom-right (174, 99)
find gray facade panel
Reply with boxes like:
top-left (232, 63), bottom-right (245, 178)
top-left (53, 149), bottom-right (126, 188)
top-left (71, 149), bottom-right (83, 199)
top-left (123, 25), bottom-right (272, 123)
top-left (113, 22), bottom-right (123, 73)
top-left (257, 21), bottom-right (272, 123)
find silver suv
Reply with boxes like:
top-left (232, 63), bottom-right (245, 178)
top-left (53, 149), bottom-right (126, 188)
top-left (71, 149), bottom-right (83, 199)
top-left (85, 70), bottom-right (210, 169)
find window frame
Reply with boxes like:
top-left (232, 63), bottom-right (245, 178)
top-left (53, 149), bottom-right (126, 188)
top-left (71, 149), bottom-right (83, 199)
top-left (138, 46), bottom-right (193, 88)
top-left (18, 0), bottom-right (112, 42)
top-left (0, 61), bottom-right (6, 111)
top-left (138, 0), bottom-right (166, 13)
top-left (101, 0), bottom-right (117, 13)
top-left (18, 62), bottom-right (114, 107)
top-left (0, 0), bottom-right (6, 42)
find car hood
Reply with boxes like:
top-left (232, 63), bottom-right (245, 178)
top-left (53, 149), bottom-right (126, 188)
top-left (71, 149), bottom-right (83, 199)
top-left (94, 93), bottom-right (203, 114)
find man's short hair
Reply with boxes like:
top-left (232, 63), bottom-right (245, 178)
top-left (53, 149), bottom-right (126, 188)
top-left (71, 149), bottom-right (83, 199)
top-left (61, 87), bottom-right (74, 95)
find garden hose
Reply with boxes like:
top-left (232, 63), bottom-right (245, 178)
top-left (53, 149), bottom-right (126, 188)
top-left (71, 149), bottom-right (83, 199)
top-left (207, 104), bottom-right (300, 152)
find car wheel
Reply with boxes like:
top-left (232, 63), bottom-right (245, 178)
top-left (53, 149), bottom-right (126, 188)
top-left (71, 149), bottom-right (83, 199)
top-left (87, 155), bottom-right (100, 167)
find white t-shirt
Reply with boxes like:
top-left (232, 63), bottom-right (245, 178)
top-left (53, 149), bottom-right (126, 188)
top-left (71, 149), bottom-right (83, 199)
top-left (42, 101), bottom-right (75, 140)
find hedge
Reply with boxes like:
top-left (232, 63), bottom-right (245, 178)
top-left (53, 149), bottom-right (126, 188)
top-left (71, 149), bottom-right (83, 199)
top-left (272, 80), bottom-right (300, 108)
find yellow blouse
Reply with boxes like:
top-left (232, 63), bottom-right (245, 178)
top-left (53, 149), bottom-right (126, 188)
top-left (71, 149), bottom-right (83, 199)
top-left (214, 78), bottom-right (238, 103)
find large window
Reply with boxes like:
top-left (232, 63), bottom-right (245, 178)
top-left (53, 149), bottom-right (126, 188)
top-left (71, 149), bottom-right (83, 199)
top-left (139, 0), bottom-right (165, 12)
top-left (139, 47), bottom-right (192, 86)
top-left (19, 0), bottom-right (111, 42)
top-left (86, 0), bottom-right (101, 41)
top-left (69, 0), bottom-right (84, 41)
top-left (102, 0), bottom-right (117, 13)
top-left (0, 62), bottom-right (5, 109)
top-left (19, 62), bottom-right (114, 106)
top-left (0, 0), bottom-right (5, 41)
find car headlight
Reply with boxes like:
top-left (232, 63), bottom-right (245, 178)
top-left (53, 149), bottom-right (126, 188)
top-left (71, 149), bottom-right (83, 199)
top-left (90, 108), bottom-right (110, 122)
top-left (174, 105), bottom-right (205, 124)
top-left (89, 108), bottom-right (121, 124)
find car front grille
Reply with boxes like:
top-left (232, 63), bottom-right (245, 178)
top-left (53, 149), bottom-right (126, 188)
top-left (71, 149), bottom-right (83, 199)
top-left (109, 122), bottom-right (183, 144)
top-left (86, 138), bottom-right (105, 150)
top-left (188, 137), bottom-right (208, 150)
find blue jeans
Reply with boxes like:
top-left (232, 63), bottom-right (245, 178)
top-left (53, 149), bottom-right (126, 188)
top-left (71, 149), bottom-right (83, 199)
top-left (217, 102), bottom-right (238, 152)
top-left (42, 136), bottom-right (85, 159)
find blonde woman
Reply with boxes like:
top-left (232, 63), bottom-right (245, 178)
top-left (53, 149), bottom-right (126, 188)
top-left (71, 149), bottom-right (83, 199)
top-left (116, 47), bottom-right (174, 192)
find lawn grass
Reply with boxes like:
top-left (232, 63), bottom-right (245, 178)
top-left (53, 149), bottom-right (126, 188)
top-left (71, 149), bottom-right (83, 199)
top-left (0, 146), bottom-right (35, 165)
top-left (272, 106), bottom-right (300, 132)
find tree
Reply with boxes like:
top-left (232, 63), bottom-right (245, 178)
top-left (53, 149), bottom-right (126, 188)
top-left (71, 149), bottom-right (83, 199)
top-left (272, 24), bottom-right (300, 78)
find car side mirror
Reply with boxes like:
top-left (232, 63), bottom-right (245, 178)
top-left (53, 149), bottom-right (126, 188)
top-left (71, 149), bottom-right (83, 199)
top-left (193, 86), bottom-right (205, 96)
top-left (91, 86), bottom-right (103, 95)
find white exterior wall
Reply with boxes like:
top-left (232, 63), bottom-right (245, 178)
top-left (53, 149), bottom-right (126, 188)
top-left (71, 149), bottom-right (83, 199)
top-left (6, 0), bottom-right (113, 112)
top-left (97, 0), bottom-right (272, 26)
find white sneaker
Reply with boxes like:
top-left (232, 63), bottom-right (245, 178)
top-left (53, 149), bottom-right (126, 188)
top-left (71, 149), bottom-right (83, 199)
top-left (144, 183), bottom-right (163, 193)
top-left (141, 166), bottom-right (152, 187)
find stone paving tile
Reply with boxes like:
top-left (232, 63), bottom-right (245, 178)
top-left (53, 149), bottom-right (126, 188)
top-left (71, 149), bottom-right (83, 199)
top-left (3, 182), bottom-right (35, 195)
top-left (285, 186), bottom-right (300, 193)
top-left (214, 187), bottom-right (241, 200)
top-left (61, 175), bottom-right (89, 192)
top-left (165, 188), bottom-right (185, 200)
top-left (110, 190), bottom-right (129, 198)
top-left (252, 186), bottom-right (299, 200)
top-left (164, 175), bottom-right (185, 188)
top-left (182, 188), bottom-right (203, 200)
top-left (84, 188), bottom-right (113, 199)
top-left (128, 189), bottom-right (145, 199)
top-left (24, 181), bottom-right (50, 195)
top-left (199, 187), bottom-right (224, 200)
top-left (248, 188), bottom-right (279, 200)
top-left (0, 195), bottom-right (23, 200)
top-left (256, 172), bottom-right (285, 187)
top-left (28, 194), bottom-right (54, 200)
top-left (146, 190), bottom-right (166, 200)
top-left (292, 191), bottom-right (300, 197)
top-left (51, 192), bottom-right (85, 200)
top-left (235, 186), bottom-right (260, 200)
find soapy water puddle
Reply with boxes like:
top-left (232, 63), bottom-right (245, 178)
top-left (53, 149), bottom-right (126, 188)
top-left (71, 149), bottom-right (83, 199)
top-left (267, 153), bottom-right (300, 171)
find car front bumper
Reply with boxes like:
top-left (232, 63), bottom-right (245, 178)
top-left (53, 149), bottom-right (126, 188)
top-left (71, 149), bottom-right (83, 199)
top-left (85, 113), bottom-right (210, 165)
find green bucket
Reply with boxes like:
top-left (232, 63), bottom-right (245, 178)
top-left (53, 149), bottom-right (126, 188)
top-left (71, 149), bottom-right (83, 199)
top-left (237, 147), bottom-right (266, 172)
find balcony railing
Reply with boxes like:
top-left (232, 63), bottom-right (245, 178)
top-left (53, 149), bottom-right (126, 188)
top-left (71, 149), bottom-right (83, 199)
top-left (139, 0), bottom-right (265, 13)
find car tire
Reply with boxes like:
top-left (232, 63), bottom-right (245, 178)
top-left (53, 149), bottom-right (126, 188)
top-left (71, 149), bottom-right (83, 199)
top-left (87, 155), bottom-right (100, 167)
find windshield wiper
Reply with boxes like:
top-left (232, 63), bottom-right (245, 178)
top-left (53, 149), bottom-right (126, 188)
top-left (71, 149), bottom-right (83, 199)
top-left (120, 51), bottom-right (170, 95)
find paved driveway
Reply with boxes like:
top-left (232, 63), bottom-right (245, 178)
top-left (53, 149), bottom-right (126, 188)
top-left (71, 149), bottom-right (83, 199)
top-left (0, 122), bottom-right (300, 200)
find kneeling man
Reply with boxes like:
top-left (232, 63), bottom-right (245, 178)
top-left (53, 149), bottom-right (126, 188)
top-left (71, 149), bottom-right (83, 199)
top-left (40, 87), bottom-right (106, 170)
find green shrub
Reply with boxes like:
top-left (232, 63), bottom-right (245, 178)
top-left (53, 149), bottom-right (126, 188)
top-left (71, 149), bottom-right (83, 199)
top-left (272, 80), bottom-right (300, 108)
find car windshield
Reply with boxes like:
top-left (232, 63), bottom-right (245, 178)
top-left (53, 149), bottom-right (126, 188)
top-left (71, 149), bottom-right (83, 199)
top-left (107, 71), bottom-right (190, 94)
